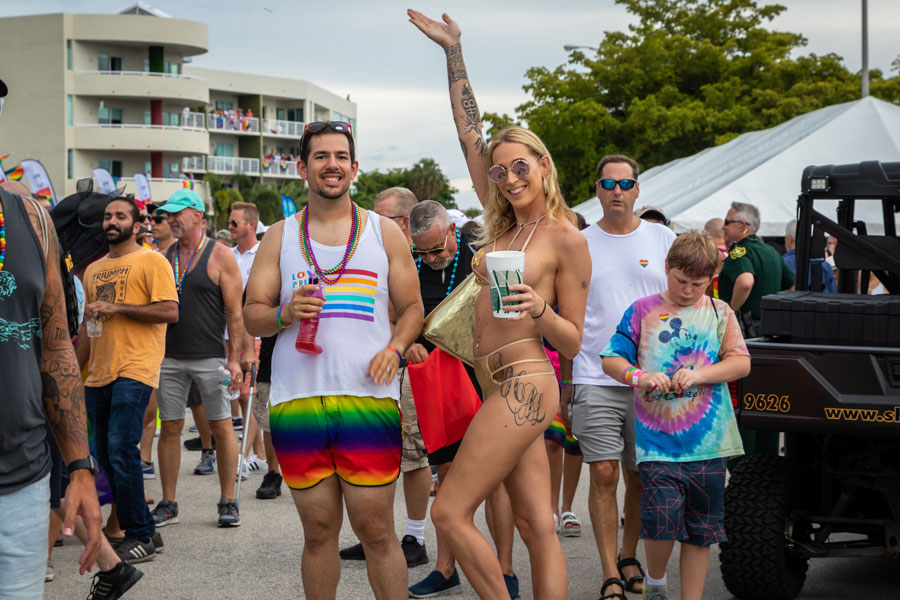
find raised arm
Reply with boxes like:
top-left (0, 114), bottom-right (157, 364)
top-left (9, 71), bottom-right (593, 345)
top-left (408, 10), bottom-right (490, 203)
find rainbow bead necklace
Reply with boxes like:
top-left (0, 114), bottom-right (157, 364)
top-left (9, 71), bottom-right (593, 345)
top-left (299, 202), bottom-right (361, 285)
top-left (173, 234), bottom-right (209, 295)
top-left (0, 212), bottom-right (5, 271)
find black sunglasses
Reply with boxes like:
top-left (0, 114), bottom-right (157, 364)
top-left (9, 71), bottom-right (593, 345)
top-left (303, 121), bottom-right (353, 135)
top-left (412, 230), bottom-right (450, 257)
top-left (597, 178), bottom-right (637, 191)
top-left (228, 220), bottom-right (242, 228)
top-left (152, 216), bottom-right (166, 224)
top-left (723, 219), bottom-right (747, 227)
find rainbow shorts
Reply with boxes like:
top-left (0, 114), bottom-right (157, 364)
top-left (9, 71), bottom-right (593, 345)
top-left (269, 395), bottom-right (401, 490)
top-left (544, 411), bottom-right (582, 456)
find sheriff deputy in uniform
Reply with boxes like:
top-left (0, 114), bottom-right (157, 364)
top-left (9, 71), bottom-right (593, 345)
top-left (719, 201), bottom-right (794, 338)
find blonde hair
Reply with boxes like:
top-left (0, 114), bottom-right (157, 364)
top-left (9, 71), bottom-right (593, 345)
top-left (667, 231), bottom-right (719, 279)
top-left (481, 127), bottom-right (576, 243)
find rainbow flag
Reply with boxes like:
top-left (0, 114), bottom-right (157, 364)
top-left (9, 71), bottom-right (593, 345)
top-left (321, 269), bottom-right (378, 322)
top-left (182, 179), bottom-right (194, 190)
top-left (0, 154), bottom-right (10, 163)
top-left (242, 120), bottom-right (251, 131)
top-left (5, 165), bottom-right (24, 181)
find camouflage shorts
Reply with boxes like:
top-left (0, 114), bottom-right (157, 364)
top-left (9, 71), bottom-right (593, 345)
top-left (399, 368), bottom-right (429, 472)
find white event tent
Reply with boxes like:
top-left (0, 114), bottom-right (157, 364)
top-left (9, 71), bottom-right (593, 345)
top-left (575, 96), bottom-right (900, 236)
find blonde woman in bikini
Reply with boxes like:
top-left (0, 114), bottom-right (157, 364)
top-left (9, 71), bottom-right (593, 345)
top-left (410, 10), bottom-right (590, 599)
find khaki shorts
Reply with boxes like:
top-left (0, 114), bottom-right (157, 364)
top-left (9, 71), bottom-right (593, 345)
top-left (399, 367), bottom-right (428, 473)
top-left (571, 384), bottom-right (637, 470)
top-left (252, 382), bottom-right (271, 432)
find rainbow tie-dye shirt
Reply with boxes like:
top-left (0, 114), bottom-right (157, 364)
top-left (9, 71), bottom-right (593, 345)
top-left (601, 294), bottom-right (748, 464)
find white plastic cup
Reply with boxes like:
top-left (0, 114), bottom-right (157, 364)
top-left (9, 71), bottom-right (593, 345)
top-left (85, 316), bottom-right (102, 338)
top-left (486, 251), bottom-right (525, 319)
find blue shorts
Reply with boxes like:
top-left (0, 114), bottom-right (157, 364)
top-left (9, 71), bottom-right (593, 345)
top-left (638, 458), bottom-right (727, 547)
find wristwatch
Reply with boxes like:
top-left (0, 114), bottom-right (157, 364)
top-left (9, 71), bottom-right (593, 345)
top-left (66, 456), bottom-right (99, 477)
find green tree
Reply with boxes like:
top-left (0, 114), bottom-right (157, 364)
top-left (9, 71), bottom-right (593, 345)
top-left (351, 158), bottom-right (458, 209)
top-left (512, 0), bottom-right (900, 205)
top-left (464, 207), bottom-right (483, 219)
top-left (213, 188), bottom-right (243, 229)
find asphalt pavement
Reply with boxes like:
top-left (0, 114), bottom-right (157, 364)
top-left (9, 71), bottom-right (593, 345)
top-left (46, 419), bottom-right (900, 599)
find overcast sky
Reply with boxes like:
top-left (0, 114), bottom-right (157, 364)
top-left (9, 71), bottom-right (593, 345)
top-left (3, 0), bottom-right (898, 209)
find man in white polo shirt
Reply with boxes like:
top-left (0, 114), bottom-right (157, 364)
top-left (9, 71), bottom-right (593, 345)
top-left (227, 203), bottom-right (265, 474)
top-left (560, 155), bottom-right (676, 600)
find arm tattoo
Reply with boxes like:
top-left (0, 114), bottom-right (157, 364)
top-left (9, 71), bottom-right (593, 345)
top-left (446, 44), bottom-right (467, 87)
top-left (488, 352), bottom-right (547, 427)
top-left (581, 281), bottom-right (587, 289)
top-left (460, 84), bottom-right (488, 158)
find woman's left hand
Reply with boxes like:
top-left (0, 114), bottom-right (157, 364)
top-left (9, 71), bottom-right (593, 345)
top-left (503, 283), bottom-right (546, 322)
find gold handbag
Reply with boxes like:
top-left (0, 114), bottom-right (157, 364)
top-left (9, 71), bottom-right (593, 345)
top-left (422, 272), bottom-right (480, 366)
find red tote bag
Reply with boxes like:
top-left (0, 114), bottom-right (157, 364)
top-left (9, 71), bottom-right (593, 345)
top-left (407, 348), bottom-right (481, 453)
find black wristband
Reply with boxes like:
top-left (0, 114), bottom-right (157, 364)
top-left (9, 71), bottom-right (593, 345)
top-left (532, 299), bottom-right (548, 320)
top-left (66, 456), bottom-right (99, 477)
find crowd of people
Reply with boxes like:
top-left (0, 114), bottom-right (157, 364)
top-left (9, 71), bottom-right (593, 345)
top-left (208, 107), bottom-right (256, 132)
top-left (4, 10), bottom-right (866, 600)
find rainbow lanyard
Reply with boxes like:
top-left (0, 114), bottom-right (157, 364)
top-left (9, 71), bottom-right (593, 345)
top-left (173, 235), bottom-right (208, 296)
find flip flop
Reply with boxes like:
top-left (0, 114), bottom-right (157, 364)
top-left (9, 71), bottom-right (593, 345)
top-left (560, 511), bottom-right (581, 537)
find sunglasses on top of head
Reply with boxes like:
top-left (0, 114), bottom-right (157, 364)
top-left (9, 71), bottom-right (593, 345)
top-left (303, 121), bottom-right (353, 136)
top-left (488, 156), bottom-right (543, 185)
top-left (597, 178), bottom-right (637, 191)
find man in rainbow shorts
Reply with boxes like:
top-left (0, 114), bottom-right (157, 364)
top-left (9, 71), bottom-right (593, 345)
top-left (243, 121), bottom-right (424, 599)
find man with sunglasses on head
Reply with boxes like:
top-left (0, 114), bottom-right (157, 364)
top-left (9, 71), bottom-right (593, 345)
top-left (243, 121), bottom-right (423, 600)
top-left (560, 154), bottom-right (675, 600)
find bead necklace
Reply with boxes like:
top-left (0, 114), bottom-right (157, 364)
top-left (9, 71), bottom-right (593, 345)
top-left (0, 212), bottom-right (5, 272)
top-left (417, 230), bottom-right (460, 297)
top-left (173, 234), bottom-right (209, 295)
top-left (299, 202), bottom-right (361, 285)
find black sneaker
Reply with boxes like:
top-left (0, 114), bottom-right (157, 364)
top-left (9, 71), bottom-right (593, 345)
top-left (256, 471), bottom-right (283, 499)
top-left (151, 499), bottom-right (179, 527)
top-left (151, 532), bottom-right (163, 554)
top-left (183, 435), bottom-right (215, 451)
top-left (86, 561), bottom-right (143, 599)
top-left (217, 497), bottom-right (240, 527)
top-left (401, 534), bottom-right (429, 568)
top-left (114, 537), bottom-right (155, 564)
top-left (339, 542), bottom-right (365, 560)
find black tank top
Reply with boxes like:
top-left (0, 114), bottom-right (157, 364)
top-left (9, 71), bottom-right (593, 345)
top-left (165, 240), bottom-right (226, 359)
top-left (0, 190), bottom-right (51, 494)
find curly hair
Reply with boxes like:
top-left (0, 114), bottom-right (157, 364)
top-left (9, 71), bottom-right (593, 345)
top-left (480, 127), bottom-right (576, 244)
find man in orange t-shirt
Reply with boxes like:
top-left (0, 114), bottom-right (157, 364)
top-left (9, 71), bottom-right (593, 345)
top-left (78, 197), bottom-right (178, 564)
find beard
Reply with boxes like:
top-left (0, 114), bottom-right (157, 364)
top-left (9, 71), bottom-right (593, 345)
top-left (310, 172), bottom-right (351, 200)
top-left (426, 255), bottom-right (454, 270)
top-left (104, 226), bottom-right (133, 245)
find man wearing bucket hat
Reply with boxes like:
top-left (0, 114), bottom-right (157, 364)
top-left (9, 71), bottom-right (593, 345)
top-left (152, 189), bottom-right (252, 528)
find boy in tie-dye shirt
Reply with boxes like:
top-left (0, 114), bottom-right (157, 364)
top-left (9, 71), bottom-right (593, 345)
top-left (600, 232), bottom-right (750, 600)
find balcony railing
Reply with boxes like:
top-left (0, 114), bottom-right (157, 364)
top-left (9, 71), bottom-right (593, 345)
top-left (76, 69), bottom-right (205, 81)
top-left (206, 155), bottom-right (260, 175)
top-left (208, 114), bottom-right (259, 133)
top-left (262, 158), bottom-right (298, 177)
top-left (182, 111), bottom-right (205, 129)
top-left (76, 122), bottom-right (206, 132)
top-left (263, 118), bottom-right (304, 137)
top-left (182, 156), bottom-right (206, 172)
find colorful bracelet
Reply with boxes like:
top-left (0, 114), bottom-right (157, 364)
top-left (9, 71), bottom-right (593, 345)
top-left (630, 369), bottom-right (646, 387)
top-left (559, 379), bottom-right (574, 388)
top-left (388, 345), bottom-right (404, 361)
top-left (276, 304), bottom-right (292, 329)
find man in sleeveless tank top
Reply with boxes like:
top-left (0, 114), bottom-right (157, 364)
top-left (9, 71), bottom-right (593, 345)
top-left (0, 158), bottom-right (103, 594)
top-left (243, 122), bottom-right (424, 599)
top-left (153, 189), bottom-right (253, 529)
top-left (559, 155), bottom-right (676, 599)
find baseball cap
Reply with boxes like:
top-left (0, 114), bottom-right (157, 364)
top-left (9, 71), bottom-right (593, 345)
top-left (157, 189), bottom-right (204, 214)
top-left (634, 205), bottom-right (669, 224)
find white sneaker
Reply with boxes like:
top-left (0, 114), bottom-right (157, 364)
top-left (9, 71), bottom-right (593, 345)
top-left (245, 455), bottom-right (268, 475)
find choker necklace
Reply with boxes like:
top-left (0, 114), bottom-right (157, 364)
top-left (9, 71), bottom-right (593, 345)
top-left (515, 214), bottom-right (547, 228)
top-left (417, 230), bottom-right (461, 297)
top-left (299, 202), bottom-right (361, 285)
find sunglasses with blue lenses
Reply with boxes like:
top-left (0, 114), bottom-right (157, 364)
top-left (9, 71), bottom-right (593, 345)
top-left (598, 178), bottom-right (637, 191)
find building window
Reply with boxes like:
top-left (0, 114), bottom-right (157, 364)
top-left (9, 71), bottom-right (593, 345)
top-left (287, 108), bottom-right (303, 122)
top-left (144, 110), bottom-right (151, 125)
top-left (98, 55), bottom-right (122, 71)
top-left (98, 107), bottom-right (123, 125)
top-left (67, 95), bottom-right (73, 126)
top-left (67, 40), bottom-right (72, 71)
top-left (67, 149), bottom-right (73, 179)
top-left (215, 142), bottom-right (234, 157)
top-left (276, 108), bottom-right (285, 121)
top-left (143, 59), bottom-right (150, 72)
top-left (167, 162), bottom-right (180, 178)
top-left (215, 101), bottom-right (233, 110)
top-left (99, 159), bottom-right (123, 178)
top-left (144, 161), bottom-right (152, 174)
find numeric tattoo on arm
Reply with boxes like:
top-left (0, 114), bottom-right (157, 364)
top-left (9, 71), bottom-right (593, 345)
top-left (460, 84), bottom-right (487, 158)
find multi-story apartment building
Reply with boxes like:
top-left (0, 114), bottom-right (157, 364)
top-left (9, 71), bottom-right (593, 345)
top-left (0, 3), bottom-right (356, 207)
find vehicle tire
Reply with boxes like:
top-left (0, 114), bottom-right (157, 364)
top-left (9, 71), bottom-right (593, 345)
top-left (720, 454), bottom-right (809, 600)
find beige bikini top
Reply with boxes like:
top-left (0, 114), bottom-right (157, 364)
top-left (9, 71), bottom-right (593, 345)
top-left (471, 215), bottom-right (546, 286)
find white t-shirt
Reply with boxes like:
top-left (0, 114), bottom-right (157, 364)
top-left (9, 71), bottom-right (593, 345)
top-left (232, 242), bottom-right (259, 290)
top-left (574, 220), bottom-right (676, 386)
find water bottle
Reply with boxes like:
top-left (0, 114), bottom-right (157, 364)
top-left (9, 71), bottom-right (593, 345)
top-left (218, 365), bottom-right (240, 401)
top-left (295, 282), bottom-right (324, 355)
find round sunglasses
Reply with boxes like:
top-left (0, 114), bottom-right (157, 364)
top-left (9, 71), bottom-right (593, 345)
top-left (488, 156), bottom-right (542, 184)
top-left (597, 178), bottom-right (637, 191)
